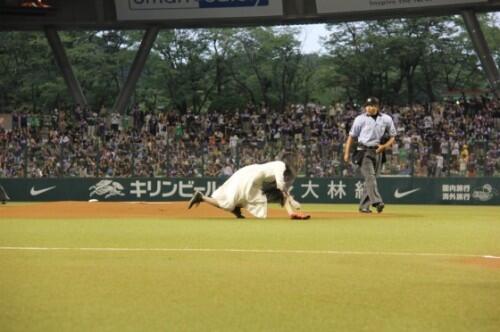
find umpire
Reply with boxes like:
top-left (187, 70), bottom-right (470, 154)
top-left (343, 97), bottom-right (396, 213)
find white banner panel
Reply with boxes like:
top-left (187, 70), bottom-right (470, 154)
top-left (115, 0), bottom-right (283, 21)
top-left (316, 0), bottom-right (488, 14)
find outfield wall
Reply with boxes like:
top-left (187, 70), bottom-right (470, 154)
top-left (1, 177), bottom-right (499, 205)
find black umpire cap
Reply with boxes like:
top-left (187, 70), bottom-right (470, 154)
top-left (364, 97), bottom-right (380, 107)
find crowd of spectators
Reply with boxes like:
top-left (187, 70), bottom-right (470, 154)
top-left (0, 96), bottom-right (499, 178)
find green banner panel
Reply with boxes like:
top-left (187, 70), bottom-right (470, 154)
top-left (1, 177), bottom-right (499, 205)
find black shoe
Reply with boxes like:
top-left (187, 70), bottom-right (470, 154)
top-left (359, 207), bottom-right (372, 213)
top-left (231, 207), bottom-right (245, 219)
top-left (188, 191), bottom-right (203, 209)
top-left (1, 200), bottom-right (5, 205)
top-left (376, 203), bottom-right (385, 213)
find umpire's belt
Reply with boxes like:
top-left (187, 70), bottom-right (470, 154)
top-left (357, 144), bottom-right (377, 151)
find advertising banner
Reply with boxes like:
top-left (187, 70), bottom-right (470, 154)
top-left (115, 0), bottom-right (283, 21)
top-left (316, 0), bottom-right (488, 14)
top-left (1, 177), bottom-right (499, 205)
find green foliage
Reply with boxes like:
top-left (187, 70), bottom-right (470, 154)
top-left (478, 13), bottom-right (500, 68)
top-left (323, 17), bottom-right (490, 104)
top-left (0, 16), bottom-right (498, 112)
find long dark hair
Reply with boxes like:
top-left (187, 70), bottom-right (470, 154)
top-left (281, 151), bottom-right (298, 183)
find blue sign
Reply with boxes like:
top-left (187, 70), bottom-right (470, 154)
top-left (117, 0), bottom-right (282, 22)
top-left (199, 0), bottom-right (269, 8)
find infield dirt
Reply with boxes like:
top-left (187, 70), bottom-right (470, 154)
top-left (0, 201), bottom-right (367, 219)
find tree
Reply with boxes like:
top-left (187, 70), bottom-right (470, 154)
top-left (322, 16), bottom-right (495, 104)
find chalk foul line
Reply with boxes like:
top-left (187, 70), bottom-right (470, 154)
top-left (0, 247), bottom-right (498, 259)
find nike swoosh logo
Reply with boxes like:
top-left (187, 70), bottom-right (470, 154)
top-left (30, 186), bottom-right (56, 196)
top-left (394, 188), bottom-right (420, 199)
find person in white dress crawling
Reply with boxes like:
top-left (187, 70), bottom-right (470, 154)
top-left (188, 152), bottom-right (310, 220)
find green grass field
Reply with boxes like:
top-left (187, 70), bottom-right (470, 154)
top-left (1, 204), bottom-right (499, 331)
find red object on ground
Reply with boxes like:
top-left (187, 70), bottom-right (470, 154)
top-left (290, 212), bottom-right (311, 220)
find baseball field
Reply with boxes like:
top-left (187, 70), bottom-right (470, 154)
top-left (1, 202), bottom-right (499, 331)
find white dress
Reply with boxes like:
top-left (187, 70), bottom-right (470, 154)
top-left (211, 161), bottom-right (287, 218)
